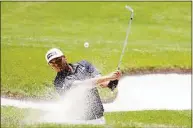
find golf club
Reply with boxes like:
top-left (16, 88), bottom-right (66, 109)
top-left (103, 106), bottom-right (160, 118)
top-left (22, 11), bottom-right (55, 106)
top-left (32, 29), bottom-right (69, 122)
top-left (117, 5), bottom-right (134, 70)
top-left (108, 5), bottom-right (134, 91)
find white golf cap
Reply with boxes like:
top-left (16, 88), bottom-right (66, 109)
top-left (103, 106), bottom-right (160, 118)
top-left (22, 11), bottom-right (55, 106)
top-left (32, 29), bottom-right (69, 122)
top-left (45, 48), bottom-right (64, 63)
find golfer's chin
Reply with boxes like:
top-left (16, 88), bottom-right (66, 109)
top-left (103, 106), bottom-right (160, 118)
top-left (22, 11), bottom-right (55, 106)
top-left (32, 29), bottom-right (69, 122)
top-left (54, 67), bottom-right (65, 72)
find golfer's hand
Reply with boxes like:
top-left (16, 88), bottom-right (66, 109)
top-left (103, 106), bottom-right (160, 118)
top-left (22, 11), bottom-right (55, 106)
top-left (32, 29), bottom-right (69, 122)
top-left (108, 70), bottom-right (122, 80)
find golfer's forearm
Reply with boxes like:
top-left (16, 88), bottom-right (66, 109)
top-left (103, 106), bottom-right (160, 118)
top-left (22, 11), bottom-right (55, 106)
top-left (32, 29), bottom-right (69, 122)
top-left (73, 75), bottom-right (111, 87)
top-left (95, 76), bottom-right (112, 85)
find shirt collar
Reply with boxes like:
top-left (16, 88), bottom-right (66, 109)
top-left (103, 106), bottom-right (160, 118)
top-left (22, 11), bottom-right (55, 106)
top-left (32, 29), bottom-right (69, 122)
top-left (58, 63), bottom-right (79, 76)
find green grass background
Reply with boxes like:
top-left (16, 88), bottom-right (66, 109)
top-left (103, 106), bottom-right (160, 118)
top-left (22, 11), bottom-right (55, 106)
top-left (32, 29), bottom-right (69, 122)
top-left (1, 2), bottom-right (191, 98)
top-left (1, 2), bottom-right (192, 128)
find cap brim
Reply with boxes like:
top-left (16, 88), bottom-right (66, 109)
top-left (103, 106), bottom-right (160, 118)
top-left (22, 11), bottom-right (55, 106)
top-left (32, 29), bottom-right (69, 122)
top-left (47, 55), bottom-right (63, 63)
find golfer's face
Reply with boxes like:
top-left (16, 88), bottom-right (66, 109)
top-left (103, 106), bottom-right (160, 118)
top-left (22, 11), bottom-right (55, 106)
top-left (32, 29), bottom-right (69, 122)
top-left (49, 56), bottom-right (67, 72)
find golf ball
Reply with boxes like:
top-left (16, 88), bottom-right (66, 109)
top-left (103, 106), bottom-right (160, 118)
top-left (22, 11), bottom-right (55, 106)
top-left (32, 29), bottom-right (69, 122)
top-left (84, 42), bottom-right (89, 48)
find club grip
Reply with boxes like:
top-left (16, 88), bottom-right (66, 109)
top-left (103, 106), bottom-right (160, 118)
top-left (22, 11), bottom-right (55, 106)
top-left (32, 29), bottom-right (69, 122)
top-left (108, 80), bottom-right (119, 91)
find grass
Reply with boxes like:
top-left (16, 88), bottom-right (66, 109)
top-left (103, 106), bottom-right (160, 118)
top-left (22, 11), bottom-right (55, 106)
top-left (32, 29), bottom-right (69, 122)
top-left (1, 2), bottom-right (191, 98)
top-left (1, 2), bottom-right (192, 128)
top-left (1, 106), bottom-right (191, 128)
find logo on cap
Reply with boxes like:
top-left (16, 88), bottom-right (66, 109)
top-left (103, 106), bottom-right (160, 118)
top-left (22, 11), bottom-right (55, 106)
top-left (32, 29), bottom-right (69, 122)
top-left (47, 52), bottom-right (57, 60)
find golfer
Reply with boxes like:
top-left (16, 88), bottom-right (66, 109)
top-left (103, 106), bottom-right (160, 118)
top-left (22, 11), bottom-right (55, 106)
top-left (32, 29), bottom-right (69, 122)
top-left (45, 48), bottom-right (121, 124)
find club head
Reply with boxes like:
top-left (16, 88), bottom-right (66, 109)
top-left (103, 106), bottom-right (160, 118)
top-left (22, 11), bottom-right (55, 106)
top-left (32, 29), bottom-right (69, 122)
top-left (125, 5), bottom-right (134, 13)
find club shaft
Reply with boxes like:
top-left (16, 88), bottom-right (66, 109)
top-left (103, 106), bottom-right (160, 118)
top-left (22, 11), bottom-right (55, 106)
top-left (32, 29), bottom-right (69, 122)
top-left (117, 11), bottom-right (133, 70)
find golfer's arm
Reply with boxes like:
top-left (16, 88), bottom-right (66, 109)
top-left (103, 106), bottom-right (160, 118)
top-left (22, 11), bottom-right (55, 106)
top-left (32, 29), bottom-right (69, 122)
top-left (94, 75), bottom-right (111, 85)
top-left (73, 75), bottom-right (111, 87)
